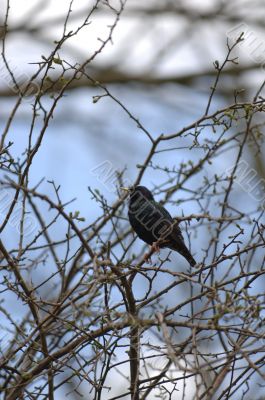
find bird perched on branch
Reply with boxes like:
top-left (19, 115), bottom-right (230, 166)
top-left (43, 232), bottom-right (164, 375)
top-left (122, 185), bottom-right (196, 266)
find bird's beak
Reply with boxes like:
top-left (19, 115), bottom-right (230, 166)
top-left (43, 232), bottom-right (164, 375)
top-left (120, 187), bottom-right (130, 192)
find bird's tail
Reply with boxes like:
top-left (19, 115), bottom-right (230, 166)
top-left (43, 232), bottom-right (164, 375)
top-left (170, 242), bottom-right (196, 267)
top-left (184, 251), bottom-right (196, 267)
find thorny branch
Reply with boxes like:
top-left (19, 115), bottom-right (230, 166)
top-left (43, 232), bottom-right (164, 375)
top-left (0, 1), bottom-right (265, 400)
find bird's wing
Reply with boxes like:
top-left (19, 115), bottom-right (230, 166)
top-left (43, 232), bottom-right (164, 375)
top-left (152, 201), bottom-right (186, 238)
top-left (149, 201), bottom-right (196, 266)
top-left (150, 201), bottom-right (187, 242)
top-left (151, 201), bottom-right (174, 222)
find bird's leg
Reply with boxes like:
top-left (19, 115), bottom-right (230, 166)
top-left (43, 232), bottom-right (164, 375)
top-left (143, 241), bottom-right (162, 264)
top-left (151, 241), bottom-right (161, 253)
top-left (144, 242), bottom-right (161, 264)
top-left (144, 252), bottom-right (152, 264)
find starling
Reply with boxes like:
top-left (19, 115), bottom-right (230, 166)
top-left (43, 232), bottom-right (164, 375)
top-left (123, 185), bottom-right (196, 266)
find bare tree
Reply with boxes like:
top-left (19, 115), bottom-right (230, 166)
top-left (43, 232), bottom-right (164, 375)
top-left (0, 1), bottom-right (265, 399)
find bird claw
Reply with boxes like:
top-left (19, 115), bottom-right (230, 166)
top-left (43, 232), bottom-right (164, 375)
top-left (144, 253), bottom-right (152, 264)
top-left (151, 242), bottom-right (161, 253)
top-left (143, 242), bottom-right (160, 264)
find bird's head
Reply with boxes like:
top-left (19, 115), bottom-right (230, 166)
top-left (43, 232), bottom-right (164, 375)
top-left (121, 185), bottom-right (154, 201)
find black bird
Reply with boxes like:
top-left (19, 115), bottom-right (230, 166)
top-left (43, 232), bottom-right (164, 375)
top-left (124, 185), bottom-right (196, 266)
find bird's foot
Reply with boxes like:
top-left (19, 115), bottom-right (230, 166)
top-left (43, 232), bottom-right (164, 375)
top-left (151, 241), bottom-right (161, 253)
top-left (144, 253), bottom-right (152, 264)
top-left (144, 242), bottom-right (161, 264)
